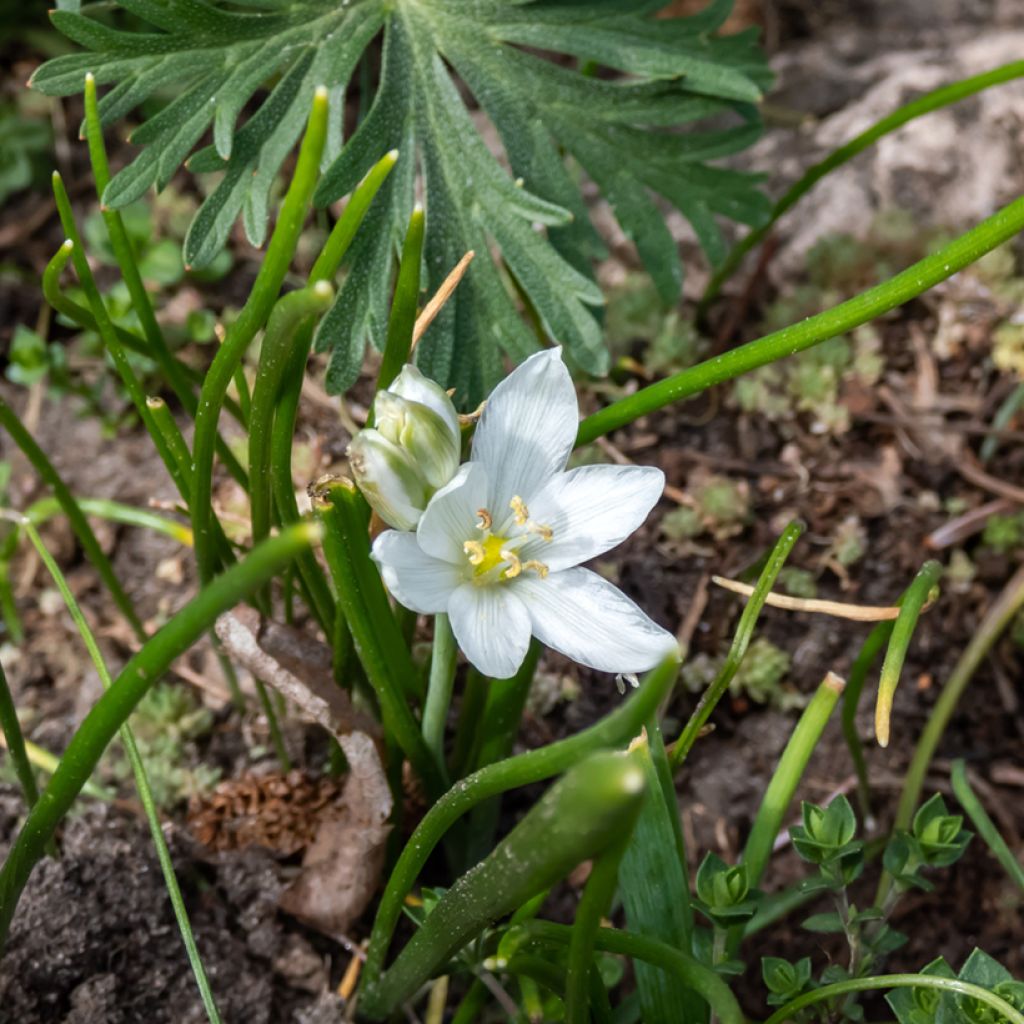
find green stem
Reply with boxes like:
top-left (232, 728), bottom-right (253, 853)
top-left (762, 973), bottom-right (1024, 1024)
top-left (0, 393), bottom-right (143, 638)
top-left (740, 672), bottom-right (845, 887)
top-left (566, 834), bottom-right (631, 1024)
top-left (360, 657), bottom-right (679, 994)
top-left (702, 59), bottom-right (1024, 307)
top-left (525, 921), bottom-right (744, 1024)
top-left (18, 516), bottom-right (222, 1022)
top-left (314, 478), bottom-right (443, 798)
top-left (40, 247), bottom-right (247, 433)
top-left (21, 493), bottom-right (192, 547)
top-left (841, 620), bottom-right (893, 822)
top-left (874, 561), bottom-right (941, 748)
top-left (449, 979), bottom-right (488, 1024)
top-left (0, 524), bottom-right (317, 944)
top-left (950, 758), bottom-right (1024, 892)
top-left (361, 751), bottom-right (646, 1019)
top-left (191, 89), bottom-right (328, 583)
top-left (82, 73), bottom-right (196, 409)
top-left (248, 282), bottom-right (334, 550)
top-left (267, 343), bottom-right (338, 636)
top-left (422, 612), bottom-right (457, 771)
top-left (981, 380), bottom-right (1024, 463)
top-left (893, 561), bottom-right (1024, 834)
top-left (50, 185), bottom-right (193, 504)
top-left (252, 676), bottom-right (292, 771)
top-left (580, 192), bottom-right (1024, 445)
top-left (461, 643), bottom-right (542, 866)
top-left (670, 521), bottom-right (804, 768)
top-left (0, 658), bottom-right (39, 809)
top-left (376, 205), bottom-right (425, 393)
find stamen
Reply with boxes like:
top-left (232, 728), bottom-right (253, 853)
top-left (501, 550), bottom-right (522, 578)
top-left (523, 559), bottom-right (549, 579)
top-left (476, 508), bottom-right (493, 531)
top-left (463, 540), bottom-right (485, 565)
top-left (528, 521), bottom-right (553, 542)
top-left (509, 495), bottom-right (529, 526)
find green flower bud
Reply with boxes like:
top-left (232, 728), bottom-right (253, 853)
top-left (373, 390), bottom-right (460, 489)
top-left (349, 364), bottom-right (462, 530)
top-left (389, 364), bottom-right (460, 444)
top-left (348, 429), bottom-right (429, 531)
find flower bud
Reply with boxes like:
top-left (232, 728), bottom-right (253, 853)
top-left (373, 390), bottom-right (460, 489)
top-left (348, 429), bottom-right (429, 531)
top-left (388, 364), bottom-right (460, 445)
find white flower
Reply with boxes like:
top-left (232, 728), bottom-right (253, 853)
top-left (348, 365), bottom-right (461, 530)
top-left (372, 348), bottom-right (678, 679)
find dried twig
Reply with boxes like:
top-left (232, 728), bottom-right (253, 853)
top-left (711, 575), bottom-right (924, 622)
top-left (411, 250), bottom-right (475, 349)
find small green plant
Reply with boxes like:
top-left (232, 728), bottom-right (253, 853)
top-left (103, 682), bottom-right (219, 809)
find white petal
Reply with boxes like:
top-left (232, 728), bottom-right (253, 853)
top-left (471, 348), bottom-right (578, 512)
top-left (448, 583), bottom-right (532, 679)
top-left (517, 464), bottom-right (664, 572)
top-left (417, 461), bottom-right (490, 564)
top-left (512, 568), bottom-right (677, 674)
top-left (372, 530), bottom-right (462, 614)
top-left (391, 364), bottom-right (460, 445)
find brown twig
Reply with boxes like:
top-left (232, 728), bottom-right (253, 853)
top-left (410, 251), bottom-right (475, 349)
top-left (711, 575), bottom-right (916, 622)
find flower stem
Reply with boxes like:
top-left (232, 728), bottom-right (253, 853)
top-left (702, 59), bottom-right (1024, 308)
top-left (360, 657), bottom-right (679, 997)
top-left (191, 88), bottom-right (328, 584)
top-left (0, 523), bottom-right (317, 944)
top-left (669, 521), bottom-right (804, 769)
top-left (762, 973), bottom-right (1024, 1024)
top-left (313, 478), bottom-right (443, 799)
top-left (579, 191), bottom-right (1024, 445)
top-left (422, 613), bottom-right (457, 771)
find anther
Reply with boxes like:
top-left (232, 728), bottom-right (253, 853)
top-left (509, 495), bottom-right (529, 526)
top-left (528, 522), bottom-right (553, 542)
top-left (476, 508), bottom-right (492, 531)
top-left (463, 540), bottom-right (485, 565)
top-left (523, 559), bottom-right (549, 578)
top-left (501, 550), bottom-right (522, 578)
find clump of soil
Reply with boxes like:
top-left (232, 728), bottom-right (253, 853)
top-left (0, 790), bottom-right (339, 1024)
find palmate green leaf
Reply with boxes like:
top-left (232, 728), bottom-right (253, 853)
top-left (33, 0), bottom-right (771, 402)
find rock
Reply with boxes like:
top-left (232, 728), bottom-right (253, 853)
top-left (746, 30), bottom-right (1024, 285)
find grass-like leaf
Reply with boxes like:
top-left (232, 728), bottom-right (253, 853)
top-left (32, 0), bottom-right (771, 401)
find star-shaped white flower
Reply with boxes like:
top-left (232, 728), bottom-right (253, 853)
top-left (371, 349), bottom-right (678, 679)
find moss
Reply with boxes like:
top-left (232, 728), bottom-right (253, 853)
top-left (103, 682), bottom-right (219, 809)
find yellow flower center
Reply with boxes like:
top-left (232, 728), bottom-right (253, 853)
top-left (462, 495), bottom-right (553, 583)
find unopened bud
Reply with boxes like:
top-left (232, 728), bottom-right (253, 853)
top-left (348, 430), bottom-right (428, 532)
top-left (373, 390), bottom-right (460, 489)
top-left (349, 364), bottom-right (462, 530)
